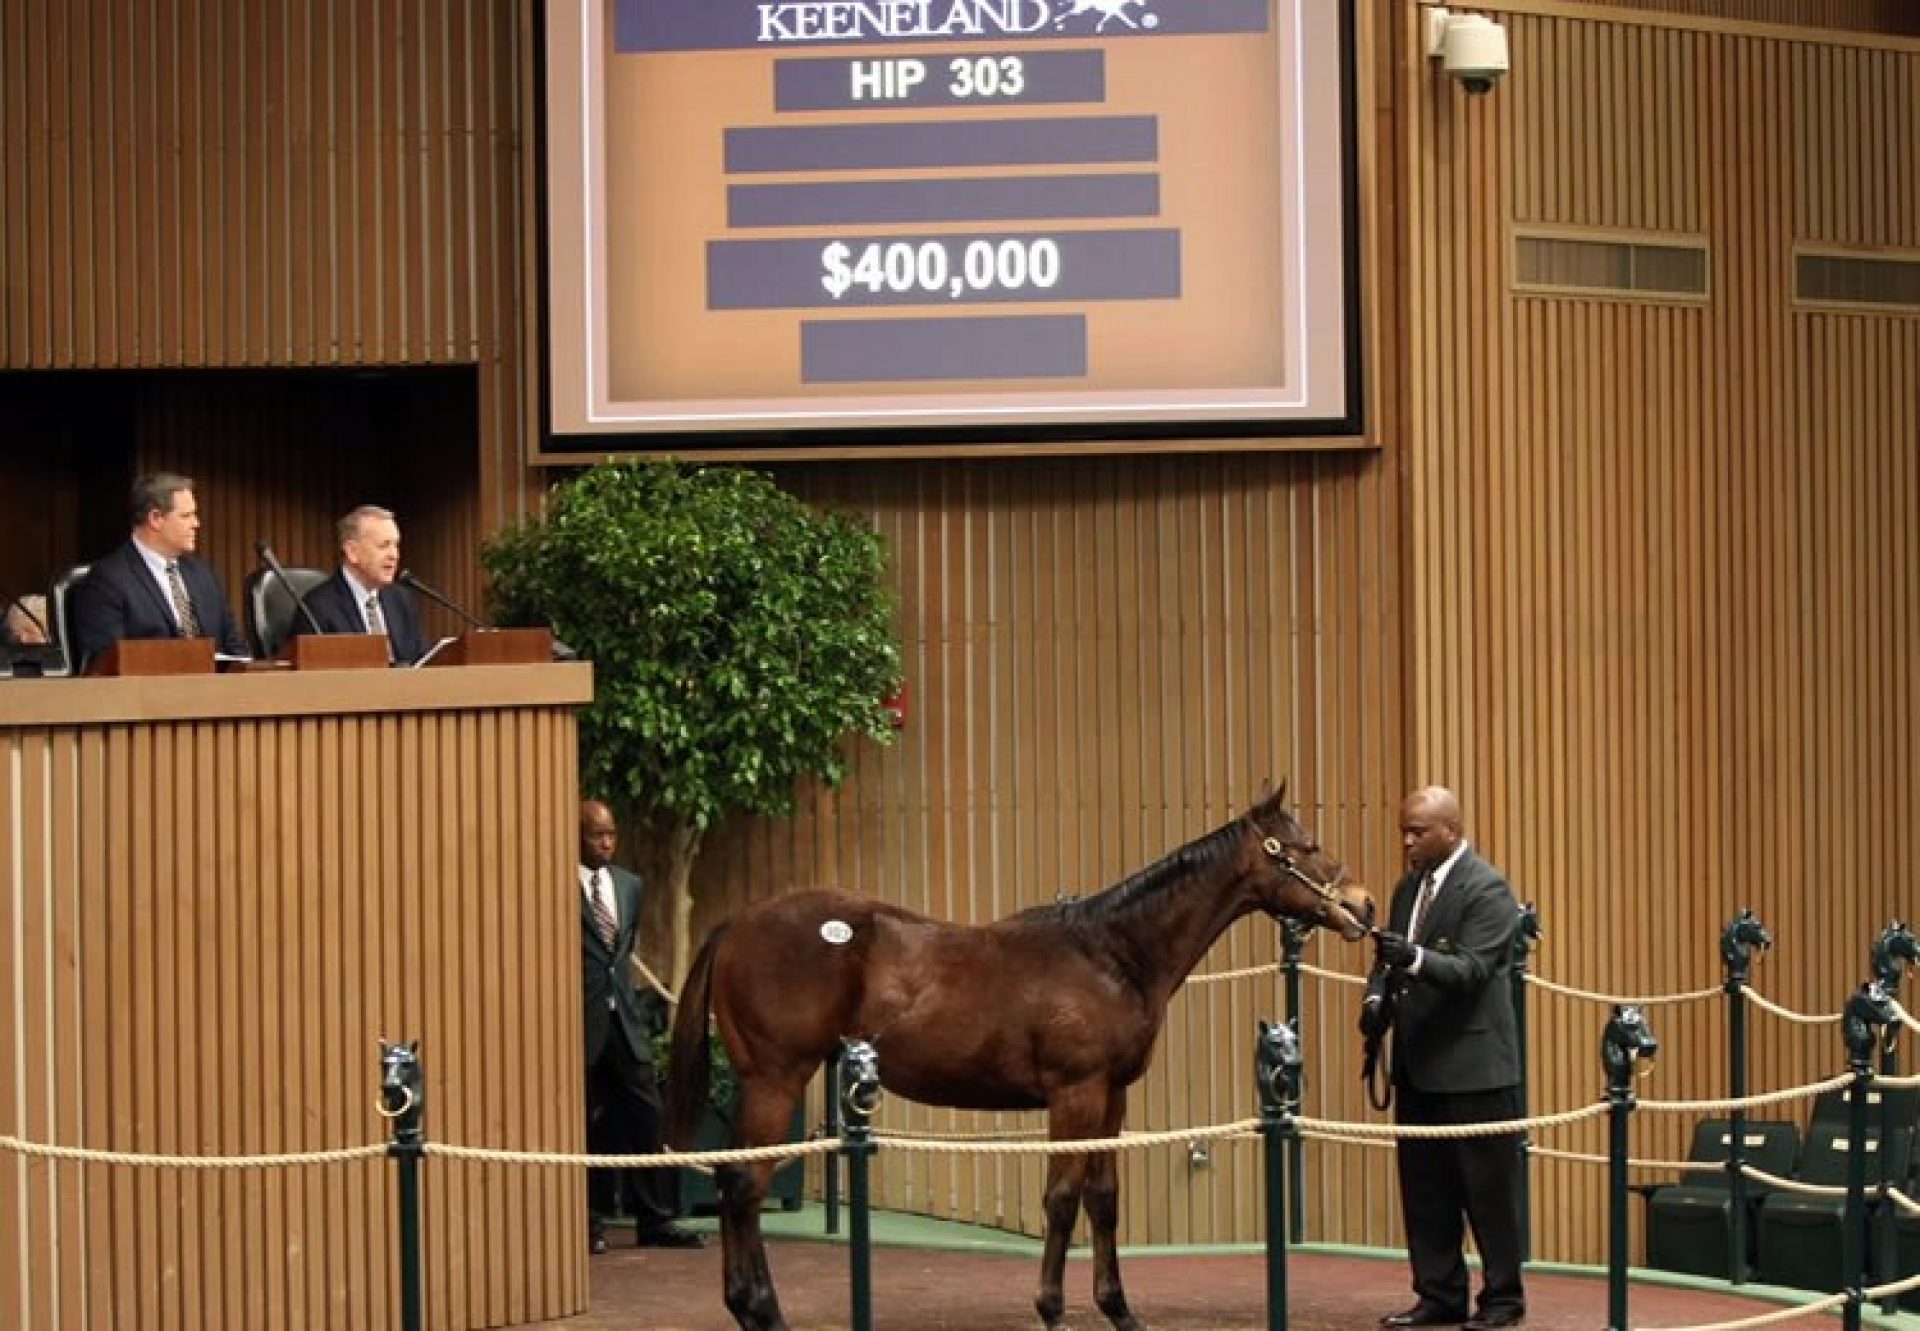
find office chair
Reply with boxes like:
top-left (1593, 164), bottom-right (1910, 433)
top-left (244, 565), bottom-right (329, 659)
top-left (51, 563), bottom-right (92, 668)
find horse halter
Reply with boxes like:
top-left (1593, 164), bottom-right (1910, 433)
top-left (1259, 831), bottom-right (1351, 927)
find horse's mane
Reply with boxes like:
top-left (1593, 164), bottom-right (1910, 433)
top-left (1013, 810), bottom-right (1258, 928)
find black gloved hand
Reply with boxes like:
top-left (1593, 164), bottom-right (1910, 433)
top-left (1375, 930), bottom-right (1417, 972)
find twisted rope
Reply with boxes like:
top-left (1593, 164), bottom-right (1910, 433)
top-left (1188, 958), bottom-right (1284, 985)
top-left (874, 1125), bottom-right (1048, 1141)
top-left (1635, 1290), bottom-right (1849, 1331)
top-left (0, 1135), bottom-right (388, 1169)
top-left (1522, 973), bottom-right (1721, 1006)
top-left (1638, 1073), bottom-right (1857, 1115)
top-left (875, 1118), bottom-right (1262, 1156)
top-left (1298, 1101), bottom-right (1611, 1140)
top-left (426, 1138), bottom-right (842, 1169)
top-left (1742, 989), bottom-right (1843, 1024)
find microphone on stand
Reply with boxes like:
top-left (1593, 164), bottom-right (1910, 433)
top-left (397, 569), bottom-right (486, 628)
top-left (398, 570), bottom-right (578, 661)
top-left (255, 541), bottom-right (324, 636)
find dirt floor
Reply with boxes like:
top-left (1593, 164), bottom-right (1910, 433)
top-left (536, 1231), bottom-right (1883, 1331)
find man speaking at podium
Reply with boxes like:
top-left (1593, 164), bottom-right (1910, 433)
top-left (298, 504), bottom-right (428, 665)
top-left (71, 471), bottom-right (249, 669)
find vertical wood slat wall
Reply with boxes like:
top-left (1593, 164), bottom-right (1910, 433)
top-left (1404, 2), bottom-right (1920, 1264)
top-left (0, 0), bottom-right (531, 611)
top-left (2, 685), bottom-right (586, 1331)
top-left (3, 0), bottom-right (1919, 1299)
top-left (679, 456), bottom-right (1409, 1248)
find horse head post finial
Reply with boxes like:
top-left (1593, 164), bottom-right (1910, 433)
top-left (1256, 1018), bottom-right (1302, 1117)
top-left (1600, 1006), bottom-right (1657, 1096)
top-left (377, 1038), bottom-right (425, 1143)
top-left (1720, 909), bottom-right (1772, 987)
top-left (1843, 980), bottom-right (1899, 1071)
top-left (840, 1038), bottom-right (884, 1122)
top-left (1511, 902), bottom-right (1542, 968)
top-left (1870, 920), bottom-right (1918, 991)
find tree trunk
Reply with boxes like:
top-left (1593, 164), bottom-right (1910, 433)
top-left (662, 816), bottom-right (705, 989)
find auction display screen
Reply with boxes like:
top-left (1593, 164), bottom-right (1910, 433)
top-left (542, 0), bottom-right (1358, 452)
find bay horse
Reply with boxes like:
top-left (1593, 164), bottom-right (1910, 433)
top-left (666, 784), bottom-right (1375, 1331)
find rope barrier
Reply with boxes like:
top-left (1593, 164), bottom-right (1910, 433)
top-left (1188, 958), bottom-right (1285, 985)
top-left (1523, 973), bottom-right (1722, 1006)
top-left (1191, 959), bottom-right (1855, 1038)
top-left (1529, 1146), bottom-right (1720, 1172)
top-left (873, 1124), bottom-right (1048, 1141)
top-left (1637, 1073), bottom-right (1858, 1115)
top-left (10, 1067), bottom-right (1906, 1170)
top-left (425, 1137), bottom-right (843, 1169)
top-left (1739, 1164), bottom-right (1849, 1199)
top-left (0, 1134), bottom-right (388, 1169)
top-left (1634, 1290), bottom-right (1850, 1331)
top-left (1742, 989), bottom-right (1843, 1025)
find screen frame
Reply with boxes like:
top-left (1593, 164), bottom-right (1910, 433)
top-left (533, 0), bottom-right (1370, 462)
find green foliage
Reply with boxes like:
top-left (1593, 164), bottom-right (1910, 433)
top-left (482, 460), bottom-right (902, 830)
top-left (650, 1025), bottom-right (738, 1109)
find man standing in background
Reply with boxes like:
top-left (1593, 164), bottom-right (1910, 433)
top-left (579, 798), bottom-right (703, 1253)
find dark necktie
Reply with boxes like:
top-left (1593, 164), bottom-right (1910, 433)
top-left (165, 562), bottom-right (201, 637)
top-left (589, 871), bottom-right (618, 948)
top-left (1407, 872), bottom-right (1440, 942)
top-left (364, 594), bottom-right (391, 660)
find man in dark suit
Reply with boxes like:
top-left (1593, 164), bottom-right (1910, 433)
top-left (1372, 786), bottom-right (1526, 1331)
top-left (295, 504), bottom-right (429, 665)
top-left (579, 798), bottom-right (702, 1253)
top-left (70, 471), bottom-right (250, 670)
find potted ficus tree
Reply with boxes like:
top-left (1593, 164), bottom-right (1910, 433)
top-left (484, 460), bottom-right (902, 1204)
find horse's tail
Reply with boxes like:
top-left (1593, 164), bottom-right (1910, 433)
top-left (665, 923), bottom-right (728, 1150)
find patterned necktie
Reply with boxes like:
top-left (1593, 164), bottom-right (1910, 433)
top-left (165, 562), bottom-right (201, 637)
top-left (589, 871), bottom-right (618, 948)
top-left (1407, 872), bottom-right (1440, 942)
top-left (364, 593), bottom-right (393, 661)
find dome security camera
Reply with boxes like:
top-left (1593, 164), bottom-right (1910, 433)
top-left (1425, 8), bottom-right (1510, 96)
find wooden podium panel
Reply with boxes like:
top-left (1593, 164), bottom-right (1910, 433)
top-left (279, 631), bottom-right (391, 670)
top-left (2, 665), bottom-right (595, 1331)
top-left (420, 627), bottom-right (554, 667)
top-left (84, 636), bottom-right (215, 676)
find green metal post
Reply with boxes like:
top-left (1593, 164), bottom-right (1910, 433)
top-left (1868, 924), bottom-right (1914, 1311)
top-left (1257, 1019), bottom-right (1302, 1331)
top-left (1839, 982), bottom-right (1895, 1331)
top-left (1280, 920), bottom-right (1308, 1244)
top-left (1601, 1007), bottom-right (1656, 1331)
top-left (839, 1038), bottom-right (883, 1331)
top-left (1510, 904), bottom-right (1540, 1264)
top-left (379, 1040), bottom-right (426, 1331)
top-left (1720, 909), bottom-right (1770, 1283)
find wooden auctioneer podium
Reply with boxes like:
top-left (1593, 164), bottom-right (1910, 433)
top-left (1, 634), bottom-right (594, 1330)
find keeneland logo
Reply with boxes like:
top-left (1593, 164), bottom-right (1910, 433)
top-left (753, 0), bottom-right (1162, 42)
top-left (1054, 0), bottom-right (1157, 32)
